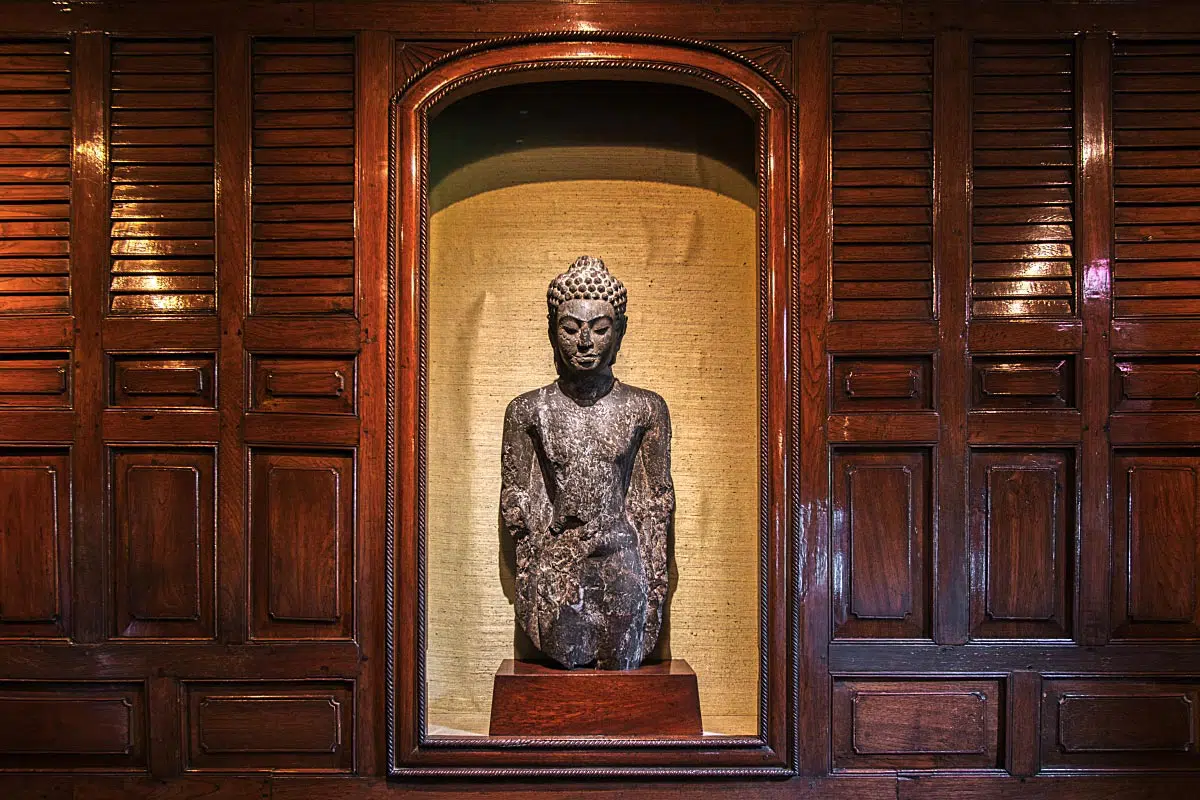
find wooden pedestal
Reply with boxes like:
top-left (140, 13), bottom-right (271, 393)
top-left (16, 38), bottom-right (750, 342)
top-left (488, 659), bottom-right (703, 737)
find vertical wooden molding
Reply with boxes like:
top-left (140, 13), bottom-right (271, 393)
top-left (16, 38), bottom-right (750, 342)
top-left (1077, 32), bottom-right (1114, 647)
top-left (933, 30), bottom-right (971, 645)
top-left (148, 675), bottom-right (181, 778)
top-left (71, 31), bottom-right (108, 644)
top-left (1008, 670), bottom-right (1041, 777)
top-left (356, 28), bottom-right (392, 777)
top-left (215, 31), bottom-right (249, 644)
top-left (797, 28), bottom-right (832, 776)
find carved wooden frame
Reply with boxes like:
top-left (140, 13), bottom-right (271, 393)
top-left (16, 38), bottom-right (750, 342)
top-left (387, 32), bottom-right (798, 777)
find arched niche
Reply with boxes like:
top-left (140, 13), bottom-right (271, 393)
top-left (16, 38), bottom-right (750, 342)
top-left (388, 34), bottom-right (797, 778)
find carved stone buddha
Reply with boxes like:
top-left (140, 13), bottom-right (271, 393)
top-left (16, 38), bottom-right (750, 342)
top-left (500, 256), bottom-right (674, 670)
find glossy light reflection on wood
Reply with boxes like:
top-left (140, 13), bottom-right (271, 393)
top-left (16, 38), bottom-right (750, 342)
top-left (0, 2), bottom-right (1199, 795)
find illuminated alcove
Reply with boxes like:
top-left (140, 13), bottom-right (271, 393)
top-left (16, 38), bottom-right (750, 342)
top-left (424, 81), bottom-right (761, 736)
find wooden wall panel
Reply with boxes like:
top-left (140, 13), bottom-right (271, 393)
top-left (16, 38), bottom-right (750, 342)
top-left (1113, 40), bottom-right (1200, 317)
top-left (831, 39), bottom-right (933, 320)
top-left (969, 450), bottom-right (1072, 638)
top-left (833, 679), bottom-right (1002, 770)
top-left (0, 449), bottom-right (69, 638)
top-left (1043, 680), bottom-right (1200, 770)
top-left (0, 39), bottom-right (71, 315)
top-left (250, 449), bottom-right (354, 640)
top-left (1113, 358), bottom-right (1200, 412)
top-left (971, 39), bottom-right (1077, 318)
top-left (0, 682), bottom-right (146, 771)
top-left (0, 3), bottom-right (1197, 794)
top-left (831, 449), bottom-right (930, 639)
top-left (108, 38), bottom-right (216, 314)
top-left (111, 448), bottom-right (215, 639)
top-left (251, 38), bottom-right (355, 315)
top-left (0, 352), bottom-right (70, 407)
top-left (250, 355), bottom-right (355, 414)
top-left (184, 681), bottom-right (354, 773)
top-left (109, 354), bottom-right (215, 408)
top-left (1112, 453), bottom-right (1200, 638)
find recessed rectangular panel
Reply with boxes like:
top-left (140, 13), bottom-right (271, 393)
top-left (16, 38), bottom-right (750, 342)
top-left (832, 449), bottom-right (929, 639)
top-left (112, 449), bottom-right (215, 639)
top-left (1043, 680), bottom-right (1200, 770)
top-left (833, 679), bottom-right (1002, 770)
top-left (1130, 468), bottom-right (1196, 622)
top-left (250, 355), bottom-right (355, 414)
top-left (110, 354), bottom-right (215, 408)
top-left (1113, 454), bottom-right (1200, 638)
top-left (1115, 359), bottom-right (1200, 411)
top-left (184, 681), bottom-right (352, 772)
top-left (0, 353), bottom-right (70, 408)
top-left (971, 357), bottom-right (1074, 409)
top-left (0, 450), bottom-right (69, 638)
top-left (831, 357), bottom-right (932, 411)
top-left (969, 450), bottom-right (1072, 639)
top-left (0, 682), bottom-right (146, 771)
top-left (250, 450), bottom-right (353, 639)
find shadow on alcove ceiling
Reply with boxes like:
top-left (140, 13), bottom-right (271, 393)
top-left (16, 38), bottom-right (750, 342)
top-left (428, 80), bottom-right (759, 213)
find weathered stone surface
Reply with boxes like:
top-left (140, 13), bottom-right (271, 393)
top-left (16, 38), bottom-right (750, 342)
top-left (500, 256), bottom-right (674, 670)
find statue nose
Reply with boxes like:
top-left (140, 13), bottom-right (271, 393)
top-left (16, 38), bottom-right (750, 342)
top-left (579, 330), bottom-right (592, 349)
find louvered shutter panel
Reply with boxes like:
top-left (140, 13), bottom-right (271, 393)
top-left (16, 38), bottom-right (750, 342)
top-left (252, 39), bottom-right (355, 315)
top-left (832, 39), bottom-right (933, 320)
top-left (0, 39), bottom-right (71, 315)
top-left (1114, 40), bottom-right (1200, 317)
top-left (972, 40), bottom-right (1076, 318)
top-left (108, 39), bottom-right (216, 314)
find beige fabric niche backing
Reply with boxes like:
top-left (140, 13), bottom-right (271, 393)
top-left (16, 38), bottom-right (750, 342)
top-left (426, 146), bottom-right (760, 736)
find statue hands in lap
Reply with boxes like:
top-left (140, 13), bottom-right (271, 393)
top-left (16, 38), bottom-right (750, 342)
top-left (500, 256), bottom-right (674, 670)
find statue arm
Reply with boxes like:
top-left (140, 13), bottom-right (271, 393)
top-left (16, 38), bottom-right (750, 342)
top-left (500, 398), bottom-right (535, 540)
top-left (640, 395), bottom-right (675, 523)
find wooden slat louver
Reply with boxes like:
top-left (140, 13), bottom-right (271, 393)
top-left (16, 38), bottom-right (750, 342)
top-left (1114, 40), bottom-right (1200, 317)
top-left (252, 38), bottom-right (355, 315)
top-left (972, 40), bottom-right (1076, 318)
top-left (832, 39), bottom-right (933, 320)
top-left (109, 39), bottom-right (216, 314)
top-left (0, 39), bottom-right (71, 315)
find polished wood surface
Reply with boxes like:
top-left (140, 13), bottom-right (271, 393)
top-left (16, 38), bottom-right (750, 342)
top-left (488, 659), bottom-right (702, 737)
top-left (0, 0), bottom-right (1198, 795)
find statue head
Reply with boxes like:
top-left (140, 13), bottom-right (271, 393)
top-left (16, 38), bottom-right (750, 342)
top-left (547, 256), bottom-right (627, 378)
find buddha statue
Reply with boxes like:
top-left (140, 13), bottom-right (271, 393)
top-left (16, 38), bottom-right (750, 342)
top-left (500, 256), bottom-right (675, 670)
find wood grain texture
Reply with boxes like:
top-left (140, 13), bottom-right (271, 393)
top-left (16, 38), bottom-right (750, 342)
top-left (832, 679), bottom-right (1001, 770)
top-left (108, 38), bottom-right (216, 314)
top-left (0, 37), bottom-right (71, 316)
top-left (250, 449), bottom-right (354, 640)
top-left (831, 449), bottom-right (930, 640)
top-left (111, 448), bottom-right (215, 639)
top-left (0, 1), bottom-right (1197, 794)
top-left (488, 659), bottom-right (702, 737)
top-left (971, 39), bottom-right (1076, 318)
top-left (251, 38), bottom-right (355, 316)
top-left (968, 450), bottom-right (1072, 639)
top-left (831, 38), bottom-right (933, 320)
top-left (1042, 680), bottom-right (1200, 771)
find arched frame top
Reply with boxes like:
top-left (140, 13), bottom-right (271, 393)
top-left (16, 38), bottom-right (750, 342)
top-left (387, 33), bottom-right (798, 779)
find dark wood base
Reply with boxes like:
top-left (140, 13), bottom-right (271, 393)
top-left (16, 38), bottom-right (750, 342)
top-left (488, 658), bottom-right (703, 737)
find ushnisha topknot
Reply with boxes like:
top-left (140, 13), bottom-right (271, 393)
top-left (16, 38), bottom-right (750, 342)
top-left (547, 256), bottom-right (628, 321)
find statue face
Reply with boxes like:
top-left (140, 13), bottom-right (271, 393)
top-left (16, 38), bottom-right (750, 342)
top-left (552, 298), bottom-right (623, 376)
